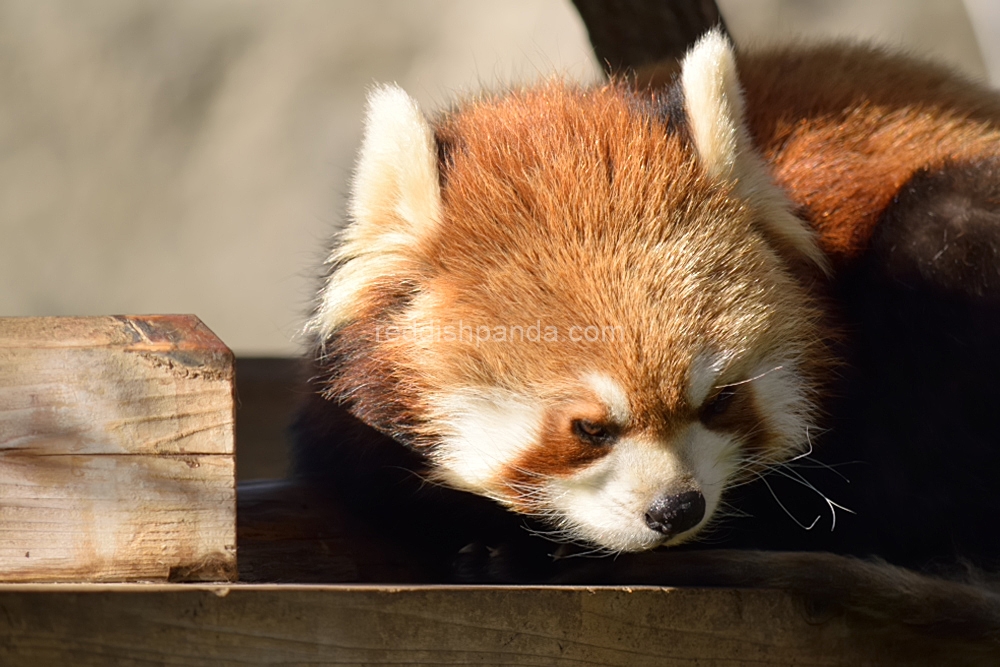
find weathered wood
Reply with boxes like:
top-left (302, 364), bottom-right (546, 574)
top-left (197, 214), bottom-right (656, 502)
top-left (570, 0), bottom-right (727, 73)
top-left (0, 583), bottom-right (993, 665)
top-left (0, 315), bottom-right (236, 582)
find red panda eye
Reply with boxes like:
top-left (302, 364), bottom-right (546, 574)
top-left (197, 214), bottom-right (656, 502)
top-left (701, 385), bottom-right (738, 425)
top-left (572, 419), bottom-right (616, 447)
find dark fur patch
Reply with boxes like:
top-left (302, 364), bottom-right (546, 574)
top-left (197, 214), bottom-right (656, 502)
top-left (652, 79), bottom-right (690, 140)
top-left (876, 159), bottom-right (1000, 300)
top-left (807, 158), bottom-right (1000, 567)
top-left (622, 77), bottom-right (691, 145)
top-left (503, 401), bottom-right (615, 505)
top-left (290, 387), bottom-right (559, 581)
top-left (434, 130), bottom-right (455, 189)
top-left (699, 384), bottom-right (772, 454)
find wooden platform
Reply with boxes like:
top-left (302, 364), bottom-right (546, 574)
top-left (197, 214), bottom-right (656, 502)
top-left (1, 583), bottom-right (989, 666)
top-left (0, 337), bottom-right (996, 663)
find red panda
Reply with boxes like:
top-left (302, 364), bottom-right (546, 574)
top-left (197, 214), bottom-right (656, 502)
top-left (294, 29), bottom-right (1000, 585)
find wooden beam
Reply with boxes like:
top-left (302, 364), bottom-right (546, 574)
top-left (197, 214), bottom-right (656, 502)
top-left (0, 583), bottom-right (988, 665)
top-left (0, 315), bottom-right (236, 582)
top-left (570, 0), bottom-right (727, 74)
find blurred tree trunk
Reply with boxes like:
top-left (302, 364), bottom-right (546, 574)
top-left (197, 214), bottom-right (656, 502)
top-left (570, 0), bottom-right (727, 74)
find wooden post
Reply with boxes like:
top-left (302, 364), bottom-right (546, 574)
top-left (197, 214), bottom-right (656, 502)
top-left (0, 315), bottom-right (236, 582)
top-left (570, 0), bottom-right (727, 74)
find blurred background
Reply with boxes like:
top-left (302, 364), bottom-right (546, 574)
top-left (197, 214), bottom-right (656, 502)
top-left (1, 0), bottom-right (997, 356)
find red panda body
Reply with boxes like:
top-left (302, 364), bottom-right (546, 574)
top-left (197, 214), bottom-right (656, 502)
top-left (736, 46), bottom-right (1000, 263)
top-left (295, 31), bottom-right (1000, 577)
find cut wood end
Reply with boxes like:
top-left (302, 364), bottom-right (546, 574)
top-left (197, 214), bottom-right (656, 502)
top-left (0, 315), bottom-right (236, 583)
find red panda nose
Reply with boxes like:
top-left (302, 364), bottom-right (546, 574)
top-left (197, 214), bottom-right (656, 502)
top-left (644, 491), bottom-right (706, 538)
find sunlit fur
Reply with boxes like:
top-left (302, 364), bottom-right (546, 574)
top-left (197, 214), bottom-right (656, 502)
top-left (310, 84), bottom-right (443, 340)
top-left (680, 31), bottom-right (829, 274)
top-left (643, 32), bottom-right (1000, 266)
top-left (309, 30), bottom-right (1000, 552)
top-left (429, 387), bottom-right (543, 495)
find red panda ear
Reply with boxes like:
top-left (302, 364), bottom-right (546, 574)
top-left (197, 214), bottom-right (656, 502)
top-left (681, 29), bottom-right (746, 184)
top-left (310, 85), bottom-right (442, 339)
top-left (681, 30), bottom-right (830, 275)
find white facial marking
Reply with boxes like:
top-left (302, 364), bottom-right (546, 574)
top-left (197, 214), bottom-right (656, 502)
top-left (745, 358), bottom-right (813, 460)
top-left (431, 388), bottom-right (542, 495)
top-left (584, 372), bottom-right (631, 424)
top-left (681, 422), bottom-right (739, 523)
top-left (687, 351), bottom-right (730, 408)
top-left (546, 435), bottom-right (683, 552)
top-left (543, 423), bottom-right (737, 552)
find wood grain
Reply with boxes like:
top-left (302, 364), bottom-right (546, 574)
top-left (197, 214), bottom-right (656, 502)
top-left (0, 315), bottom-right (236, 582)
top-left (0, 583), bottom-right (992, 666)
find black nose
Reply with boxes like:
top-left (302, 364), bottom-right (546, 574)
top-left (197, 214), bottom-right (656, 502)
top-left (644, 491), bottom-right (706, 538)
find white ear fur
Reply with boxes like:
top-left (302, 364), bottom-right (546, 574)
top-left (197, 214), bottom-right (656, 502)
top-left (310, 84), bottom-right (443, 339)
top-left (681, 29), bottom-right (746, 183)
top-left (681, 30), bottom-right (829, 274)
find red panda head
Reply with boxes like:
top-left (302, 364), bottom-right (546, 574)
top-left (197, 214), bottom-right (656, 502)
top-left (309, 31), bottom-right (832, 552)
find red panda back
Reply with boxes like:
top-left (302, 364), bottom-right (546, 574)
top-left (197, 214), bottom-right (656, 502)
top-left (738, 44), bottom-right (1000, 263)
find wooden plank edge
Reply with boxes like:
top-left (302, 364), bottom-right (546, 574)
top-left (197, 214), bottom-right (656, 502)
top-left (0, 583), bottom-right (990, 665)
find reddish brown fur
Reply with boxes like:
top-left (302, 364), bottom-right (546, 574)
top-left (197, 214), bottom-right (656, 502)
top-left (320, 80), bottom-right (833, 502)
top-left (308, 37), bottom-right (1000, 555)
top-left (405, 84), bottom-right (825, 451)
top-left (641, 44), bottom-right (1000, 263)
top-left (741, 45), bottom-right (1000, 263)
top-left (504, 399), bottom-right (612, 511)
